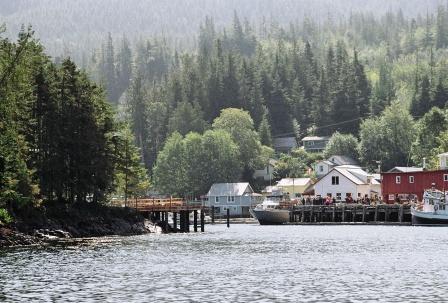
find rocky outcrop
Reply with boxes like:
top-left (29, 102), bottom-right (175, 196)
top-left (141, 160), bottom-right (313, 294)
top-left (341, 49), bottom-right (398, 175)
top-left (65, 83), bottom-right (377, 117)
top-left (0, 202), bottom-right (154, 248)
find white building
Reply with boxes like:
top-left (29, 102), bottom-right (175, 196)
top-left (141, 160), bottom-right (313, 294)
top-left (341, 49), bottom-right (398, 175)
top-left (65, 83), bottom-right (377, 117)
top-left (205, 183), bottom-right (263, 217)
top-left (315, 155), bottom-right (359, 178)
top-left (253, 159), bottom-right (277, 181)
top-left (313, 165), bottom-right (381, 201)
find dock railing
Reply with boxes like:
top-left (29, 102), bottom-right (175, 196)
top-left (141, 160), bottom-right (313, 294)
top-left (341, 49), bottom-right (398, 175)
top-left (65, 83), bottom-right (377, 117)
top-left (110, 197), bottom-right (205, 212)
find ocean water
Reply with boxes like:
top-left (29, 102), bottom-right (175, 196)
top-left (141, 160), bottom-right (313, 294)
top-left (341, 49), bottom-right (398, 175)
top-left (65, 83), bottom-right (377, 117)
top-left (1, 224), bottom-right (447, 302)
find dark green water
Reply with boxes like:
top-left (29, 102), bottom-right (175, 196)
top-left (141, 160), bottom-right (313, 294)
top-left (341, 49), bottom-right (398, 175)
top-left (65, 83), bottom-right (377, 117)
top-left (1, 225), bottom-right (447, 302)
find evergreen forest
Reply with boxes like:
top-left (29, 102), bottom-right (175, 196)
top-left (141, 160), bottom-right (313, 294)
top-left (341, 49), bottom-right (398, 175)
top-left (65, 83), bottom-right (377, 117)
top-left (2, 1), bottom-right (448, 204)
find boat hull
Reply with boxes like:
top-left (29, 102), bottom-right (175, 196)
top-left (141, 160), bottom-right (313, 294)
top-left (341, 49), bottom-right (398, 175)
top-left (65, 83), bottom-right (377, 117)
top-left (249, 208), bottom-right (290, 225)
top-left (411, 207), bottom-right (448, 225)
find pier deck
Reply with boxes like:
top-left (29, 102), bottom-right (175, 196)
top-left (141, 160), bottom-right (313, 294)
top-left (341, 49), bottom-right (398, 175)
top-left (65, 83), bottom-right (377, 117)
top-left (111, 198), bottom-right (206, 232)
top-left (290, 204), bottom-right (412, 224)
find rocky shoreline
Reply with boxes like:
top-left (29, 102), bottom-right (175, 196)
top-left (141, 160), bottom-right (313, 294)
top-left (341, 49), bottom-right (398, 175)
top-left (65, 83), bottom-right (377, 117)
top-left (0, 201), bottom-right (161, 248)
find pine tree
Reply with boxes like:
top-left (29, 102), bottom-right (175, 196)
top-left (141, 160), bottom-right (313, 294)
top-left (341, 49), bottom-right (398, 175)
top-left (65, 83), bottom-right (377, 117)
top-left (116, 35), bottom-right (132, 102)
top-left (432, 77), bottom-right (448, 109)
top-left (258, 110), bottom-right (273, 147)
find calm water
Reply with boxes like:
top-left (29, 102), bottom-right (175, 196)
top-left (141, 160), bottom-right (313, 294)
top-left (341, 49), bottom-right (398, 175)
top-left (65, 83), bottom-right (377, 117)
top-left (1, 225), bottom-right (448, 302)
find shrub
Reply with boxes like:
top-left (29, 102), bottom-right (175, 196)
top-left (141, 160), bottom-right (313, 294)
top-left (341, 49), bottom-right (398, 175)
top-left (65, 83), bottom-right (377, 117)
top-left (0, 208), bottom-right (13, 225)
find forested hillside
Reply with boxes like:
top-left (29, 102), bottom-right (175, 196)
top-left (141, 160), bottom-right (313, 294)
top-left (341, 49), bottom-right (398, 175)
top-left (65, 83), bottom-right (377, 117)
top-left (3, 1), bottom-right (448, 198)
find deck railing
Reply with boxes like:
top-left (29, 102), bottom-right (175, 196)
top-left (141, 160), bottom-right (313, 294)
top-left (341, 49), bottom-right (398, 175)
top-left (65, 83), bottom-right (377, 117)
top-left (110, 198), bottom-right (205, 211)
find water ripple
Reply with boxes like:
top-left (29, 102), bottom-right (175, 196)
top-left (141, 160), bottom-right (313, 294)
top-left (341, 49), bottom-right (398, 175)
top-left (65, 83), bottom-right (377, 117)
top-left (1, 225), bottom-right (448, 302)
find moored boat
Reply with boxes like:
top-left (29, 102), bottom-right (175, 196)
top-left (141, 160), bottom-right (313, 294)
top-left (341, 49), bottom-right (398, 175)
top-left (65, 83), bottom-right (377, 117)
top-left (250, 189), bottom-right (294, 225)
top-left (411, 188), bottom-right (448, 225)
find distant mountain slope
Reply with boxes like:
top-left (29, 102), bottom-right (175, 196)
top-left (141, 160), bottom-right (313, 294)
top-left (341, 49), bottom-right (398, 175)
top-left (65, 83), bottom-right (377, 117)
top-left (0, 0), bottom-right (444, 56)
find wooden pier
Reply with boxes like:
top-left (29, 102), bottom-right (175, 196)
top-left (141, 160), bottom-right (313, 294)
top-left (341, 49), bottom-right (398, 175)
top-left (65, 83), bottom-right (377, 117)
top-left (290, 204), bottom-right (412, 225)
top-left (112, 198), bottom-right (206, 232)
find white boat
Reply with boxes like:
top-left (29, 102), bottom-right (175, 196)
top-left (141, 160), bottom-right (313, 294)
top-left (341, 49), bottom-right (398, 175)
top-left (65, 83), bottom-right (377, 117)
top-left (411, 188), bottom-right (448, 225)
top-left (249, 190), bottom-right (293, 225)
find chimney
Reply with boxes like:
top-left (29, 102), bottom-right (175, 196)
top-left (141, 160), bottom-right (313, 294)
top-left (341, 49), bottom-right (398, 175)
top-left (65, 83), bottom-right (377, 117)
top-left (423, 157), bottom-right (426, 171)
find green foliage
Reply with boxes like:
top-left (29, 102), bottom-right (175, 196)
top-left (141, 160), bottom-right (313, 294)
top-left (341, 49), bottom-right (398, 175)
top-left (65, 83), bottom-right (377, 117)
top-left (168, 102), bottom-right (208, 136)
top-left (0, 28), bottom-right (148, 207)
top-left (212, 108), bottom-right (262, 170)
top-left (273, 148), bottom-right (316, 179)
top-left (323, 132), bottom-right (360, 160)
top-left (153, 130), bottom-right (242, 197)
top-left (0, 208), bottom-right (13, 225)
top-left (411, 107), bottom-right (448, 166)
top-left (429, 130), bottom-right (448, 168)
top-left (273, 154), bottom-right (309, 179)
top-left (359, 101), bottom-right (416, 171)
top-left (113, 126), bottom-right (150, 202)
top-left (258, 111), bottom-right (273, 147)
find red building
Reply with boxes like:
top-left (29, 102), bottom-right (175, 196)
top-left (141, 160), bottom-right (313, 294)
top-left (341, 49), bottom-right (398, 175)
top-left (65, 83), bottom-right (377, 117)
top-left (381, 169), bottom-right (448, 203)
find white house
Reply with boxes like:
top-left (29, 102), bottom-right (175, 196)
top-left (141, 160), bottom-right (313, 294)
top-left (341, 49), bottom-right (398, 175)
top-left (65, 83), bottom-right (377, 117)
top-left (253, 159), bottom-right (277, 181)
top-left (440, 152), bottom-right (448, 169)
top-left (313, 165), bottom-right (381, 201)
top-left (205, 183), bottom-right (263, 217)
top-left (315, 155), bottom-right (359, 178)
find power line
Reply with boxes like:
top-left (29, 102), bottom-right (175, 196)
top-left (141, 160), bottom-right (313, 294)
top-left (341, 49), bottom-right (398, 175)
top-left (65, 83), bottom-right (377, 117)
top-left (272, 117), bottom-right (363, 138)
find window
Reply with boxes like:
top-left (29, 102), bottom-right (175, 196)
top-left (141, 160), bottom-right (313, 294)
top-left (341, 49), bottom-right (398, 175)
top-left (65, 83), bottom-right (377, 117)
top-left (215, 197), bottom-right (219, 203)
top-left (444, 174), bottom-right (448, 182)
top-left (346, 193), bottom-right (351, 197)
top-left (227, 196), bottom-right (235, 202)
top-left (326, 193), bottom-right (332, 198)
top-left (388, 194), bottom-right (395, 201)
top-left (396, 176), bottom-right (401, 184)
top-left (336, 193), bottom-right (342, 200)
top-left (331, 176), bottom-right (339, 185)
top-left (319, 165), bottom-right (324, 172)
top-left (358, 193), bottom-right (362, 198)
top-left (409, 176), bottom-right (414, 183)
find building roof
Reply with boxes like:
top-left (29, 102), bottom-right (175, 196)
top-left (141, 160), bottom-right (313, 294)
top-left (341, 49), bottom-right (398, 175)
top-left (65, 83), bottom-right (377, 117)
top-left (439, 152), bottom-right (448, 157)
top-left (277, 178), bottom-right (312, 187)
top-left (326, 166), bottom-right (380, 185)
top-left (387, 167), bottom-right (423, 173)
top-left (302, 136), bottom-right (330, 141)
top-left (207, 183), bottom-right (253, 196)
top-left (273, 137), bottom-right (297, 149)
top-left (327, 155), bottom-right (359, 166)
top-left (316, 160), bottom-right (335, 167)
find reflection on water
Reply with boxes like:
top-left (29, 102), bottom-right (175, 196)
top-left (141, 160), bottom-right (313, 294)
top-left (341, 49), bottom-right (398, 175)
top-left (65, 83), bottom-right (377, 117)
top-left (1, 225), bottom-right (448, 302)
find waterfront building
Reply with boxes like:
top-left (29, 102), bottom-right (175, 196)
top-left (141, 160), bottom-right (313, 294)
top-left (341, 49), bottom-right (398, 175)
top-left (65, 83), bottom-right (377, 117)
top-left (313, 165), bottom-right (381, 201)
top-left (205, 183), bottom-right (263, 217)
top-left (276, 178), bottom-right (313, 198)
top-left (273, 137), bottom-right (298, 154)
top-left (253, 159), bottom-right (277, 181)
top-left (302, 136), bottom-right (330, 153)
top-left (381, 153), bottom-right (448, 202)
top-left (315, 155), bottom-right (359, 178)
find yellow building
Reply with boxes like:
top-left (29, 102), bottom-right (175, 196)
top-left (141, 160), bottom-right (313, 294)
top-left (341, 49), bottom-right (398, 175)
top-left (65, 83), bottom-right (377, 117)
top-left (276, 178), bottom-right (313, 198)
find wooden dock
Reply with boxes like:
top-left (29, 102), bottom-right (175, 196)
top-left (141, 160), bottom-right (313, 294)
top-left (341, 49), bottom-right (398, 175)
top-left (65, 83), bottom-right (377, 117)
top-left (111, 198), bottom-right (206, 232)
top-left (290, 204), bottom-right (412, 225)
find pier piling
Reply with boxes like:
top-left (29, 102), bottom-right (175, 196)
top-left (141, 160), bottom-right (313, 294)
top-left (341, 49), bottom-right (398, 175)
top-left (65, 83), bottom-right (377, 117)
top-left (200, 210), bottom-right (205, 232)
top-left (193, 210), bottom-right (198, 232)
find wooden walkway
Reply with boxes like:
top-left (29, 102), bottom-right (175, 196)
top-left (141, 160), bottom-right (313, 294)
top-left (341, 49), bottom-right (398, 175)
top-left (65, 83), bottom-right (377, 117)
top-left (111, 198), bottom-right (205, 212)
top-left (111, 198), bottom-right (206, 232)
